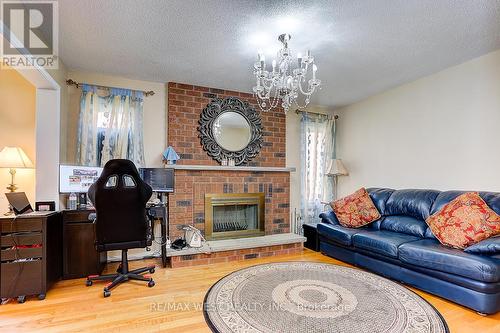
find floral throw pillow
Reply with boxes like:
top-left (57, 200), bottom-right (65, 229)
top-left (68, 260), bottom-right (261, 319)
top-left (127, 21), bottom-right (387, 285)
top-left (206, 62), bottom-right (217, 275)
top-left (331, 188), bottom-right (381, 228)
top-left (425, 192), bottom-right (500, 249)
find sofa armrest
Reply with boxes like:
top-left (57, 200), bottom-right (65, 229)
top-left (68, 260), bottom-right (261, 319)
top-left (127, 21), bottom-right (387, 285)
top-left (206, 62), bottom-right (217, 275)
top-left (319, 210), bottom-right (340, 225)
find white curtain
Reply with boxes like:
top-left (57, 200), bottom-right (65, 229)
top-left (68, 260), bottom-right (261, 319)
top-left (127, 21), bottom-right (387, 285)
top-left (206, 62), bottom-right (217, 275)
top-left (300, 113), bottom-right (335, 228)
top-left (76, 85), bottom-right (145, 167)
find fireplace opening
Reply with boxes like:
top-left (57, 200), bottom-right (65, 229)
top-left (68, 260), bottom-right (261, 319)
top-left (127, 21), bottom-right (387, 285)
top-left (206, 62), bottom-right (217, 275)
top-left (205, 193), bottom-right (265, 240)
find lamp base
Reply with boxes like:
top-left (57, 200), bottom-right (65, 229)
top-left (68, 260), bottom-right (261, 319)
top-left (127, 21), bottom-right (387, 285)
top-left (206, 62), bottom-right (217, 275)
top-left (6, 168), bottom-right (17, 192)
top-left (4, 205), bottom-right (14, 216)
top-left (6, 184), bottom-right (17, 192)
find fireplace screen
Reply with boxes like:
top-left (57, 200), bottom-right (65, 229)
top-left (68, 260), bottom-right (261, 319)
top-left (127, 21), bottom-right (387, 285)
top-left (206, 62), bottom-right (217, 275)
top-left (205, 193), bottom-right (265, 240)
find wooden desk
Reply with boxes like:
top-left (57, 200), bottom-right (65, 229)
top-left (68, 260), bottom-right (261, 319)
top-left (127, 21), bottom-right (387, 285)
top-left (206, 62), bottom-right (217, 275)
top-left (62, 210), bottom-right (107, 279)
top-left (0, 212), bottom-right (62, 303)
top-left (62, 205), bottom-right (168, 278)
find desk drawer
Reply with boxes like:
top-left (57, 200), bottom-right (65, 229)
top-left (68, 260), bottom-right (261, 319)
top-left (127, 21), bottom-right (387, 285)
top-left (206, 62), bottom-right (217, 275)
top-left (1, 233), bottom-right (42, 246)
top-left (1, 260), bottom-right (43, 298)
top-left (1, 219), bottom-right (43, 233)
top-left (63, 210), bottom-right (95, 223)
top-left (1, 247), bottom-right (43, 261)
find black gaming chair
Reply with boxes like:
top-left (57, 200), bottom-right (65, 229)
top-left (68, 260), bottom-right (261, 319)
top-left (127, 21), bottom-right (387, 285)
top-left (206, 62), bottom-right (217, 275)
top-left (86, 159), bottom-right (155, 297)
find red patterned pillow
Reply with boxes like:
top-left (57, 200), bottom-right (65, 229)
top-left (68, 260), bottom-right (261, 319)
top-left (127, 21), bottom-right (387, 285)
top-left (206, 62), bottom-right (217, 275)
top-left (426, 192), bottom-right (500, 249)
top-left (331, 188), bottom-right (381, 228)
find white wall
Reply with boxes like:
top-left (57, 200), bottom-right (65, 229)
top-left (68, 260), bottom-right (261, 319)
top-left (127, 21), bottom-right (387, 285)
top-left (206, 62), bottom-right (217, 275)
top-left (65, 71), bottom-right (166, 167)
top-left (36, 89), bottom-right (60, 208)
top-left (336, 49), bottom-right (500, 196)
top-left (0, 68), bottom-right (36, 212)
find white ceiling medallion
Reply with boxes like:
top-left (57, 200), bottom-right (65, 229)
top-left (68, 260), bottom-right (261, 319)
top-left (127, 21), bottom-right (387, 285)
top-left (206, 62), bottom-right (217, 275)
top-left (252, 34), bottom-right (321, 113)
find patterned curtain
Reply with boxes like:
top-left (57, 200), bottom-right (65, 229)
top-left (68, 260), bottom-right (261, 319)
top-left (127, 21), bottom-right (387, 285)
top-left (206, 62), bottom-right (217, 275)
top-left (300, 113), bottom-right (335, 228)
top-left (76, 84), bottom-right (145, 167)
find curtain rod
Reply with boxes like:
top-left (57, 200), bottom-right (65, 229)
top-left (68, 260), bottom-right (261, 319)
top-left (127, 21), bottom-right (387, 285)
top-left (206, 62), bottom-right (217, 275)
top-left (295, 109), bottom-right (339, 120)
top-left (65, 79), bottom-right (155, 97)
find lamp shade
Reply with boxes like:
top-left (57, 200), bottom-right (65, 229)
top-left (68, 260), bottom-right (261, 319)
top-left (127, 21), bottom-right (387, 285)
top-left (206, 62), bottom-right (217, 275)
top-left (162, 146), bottom-right (180, 162)
top-left (0, 147), bottom-right (34, 168)
top-left (326, 159), bottom-right (348, 176)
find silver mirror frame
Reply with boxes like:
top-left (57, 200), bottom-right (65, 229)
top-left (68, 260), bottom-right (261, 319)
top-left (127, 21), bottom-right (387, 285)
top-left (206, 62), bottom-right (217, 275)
top-left (198, 97), bottom-right (263, 165)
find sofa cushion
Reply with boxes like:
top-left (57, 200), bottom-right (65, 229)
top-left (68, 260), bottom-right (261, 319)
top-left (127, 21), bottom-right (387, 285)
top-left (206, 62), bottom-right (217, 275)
top-left (380, 216), bottom-right (427, 238)
top-left (317, 223), bottom-right (367, 246)
top-left (352, 231), bottom-right (420, 258)
top-left (385, 189), bottom-right (440, 220)
top-left (464, 236), bottom-right (500, 255)
top-left (331, 188), bottom-right (381, 228)
top-left (367, 188), bottom-right (395, 215)
top-left (479, 192), bottom-right (500, 216)
top-left (399, 239), bottom-right (500, 283)
top-left (426, 192), bottom-right (500, 249)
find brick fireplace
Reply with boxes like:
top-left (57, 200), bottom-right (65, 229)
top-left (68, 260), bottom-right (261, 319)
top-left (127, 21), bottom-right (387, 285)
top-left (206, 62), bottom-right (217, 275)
top-left (166, 82), bottom-right (302, 266)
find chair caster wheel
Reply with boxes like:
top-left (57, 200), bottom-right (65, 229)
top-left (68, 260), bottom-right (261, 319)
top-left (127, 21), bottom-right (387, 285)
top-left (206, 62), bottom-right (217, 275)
top-left (149, 268), bottom-right (155, 274)
top-left (148, 280), bottom-right (155, 288)
top-left (116, 264), bottom-right (123, 274)
top-left (17, 296), bottom-right (26, 304)
top-left (86, 280), bottom-right (93, 287)
top-left (103, 289), bottom-right (111, 297)
top-left (38, 294), bottom-right (46, 300)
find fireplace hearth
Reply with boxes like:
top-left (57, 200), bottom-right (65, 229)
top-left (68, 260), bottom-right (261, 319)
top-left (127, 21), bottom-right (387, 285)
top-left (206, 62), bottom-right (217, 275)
top-left (205, 193), bottom-right (265, 240)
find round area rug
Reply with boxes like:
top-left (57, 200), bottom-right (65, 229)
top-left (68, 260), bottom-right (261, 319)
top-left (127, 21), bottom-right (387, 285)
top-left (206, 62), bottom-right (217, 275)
top-left (203, 262), bottom-right (448, 333)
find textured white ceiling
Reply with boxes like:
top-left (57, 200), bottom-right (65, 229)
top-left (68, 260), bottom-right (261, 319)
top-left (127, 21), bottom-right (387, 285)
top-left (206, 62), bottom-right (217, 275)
top-left (58, 0), bottom-right (500, 107)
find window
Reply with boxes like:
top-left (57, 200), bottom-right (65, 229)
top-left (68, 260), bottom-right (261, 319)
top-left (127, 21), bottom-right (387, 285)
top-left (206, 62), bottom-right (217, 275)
top-left (300, 114), bottom-right (335, 226)
top-left (76, 84), bottom-right (145, 167)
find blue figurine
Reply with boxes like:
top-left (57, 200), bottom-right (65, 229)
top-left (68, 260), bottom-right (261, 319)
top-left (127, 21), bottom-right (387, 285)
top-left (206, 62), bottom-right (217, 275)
top-left (162, 146), bottom-right (180, 165)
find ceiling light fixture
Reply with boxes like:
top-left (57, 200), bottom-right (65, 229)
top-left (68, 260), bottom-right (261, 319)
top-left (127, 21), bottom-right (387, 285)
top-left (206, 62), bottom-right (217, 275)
top-left (252, 33), bottom-right (321, 113)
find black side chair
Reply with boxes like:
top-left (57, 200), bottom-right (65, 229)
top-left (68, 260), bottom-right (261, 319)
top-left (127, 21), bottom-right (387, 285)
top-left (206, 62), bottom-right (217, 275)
top-left (86, 159), bottom-right (155, 297)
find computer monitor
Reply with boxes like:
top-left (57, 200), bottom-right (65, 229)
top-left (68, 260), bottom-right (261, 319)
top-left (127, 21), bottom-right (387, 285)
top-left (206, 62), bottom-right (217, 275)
top-left (59, 165), bottom-right (103, 193)
top-left (139, 168), bottom-right (174, 193)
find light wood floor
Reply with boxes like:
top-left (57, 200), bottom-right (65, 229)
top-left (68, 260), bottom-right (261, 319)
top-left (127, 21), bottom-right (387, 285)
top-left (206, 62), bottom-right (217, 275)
top-left (1, 249), bottom-right (498, 332)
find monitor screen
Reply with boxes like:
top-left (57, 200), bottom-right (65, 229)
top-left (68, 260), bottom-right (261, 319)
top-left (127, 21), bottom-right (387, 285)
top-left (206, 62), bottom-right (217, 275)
top-left (139, 168), bottom-right (174, 193)
top-left (59, 165), bottom-right (103, 193)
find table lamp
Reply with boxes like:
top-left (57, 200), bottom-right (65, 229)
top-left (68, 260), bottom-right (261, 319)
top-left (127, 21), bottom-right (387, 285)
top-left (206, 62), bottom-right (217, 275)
top-left (0, 146), bottom-right (34, 192)
top-left (326, 159), bottom-right (348, 200)
top-left (162, 146), bottom-right (180, 165)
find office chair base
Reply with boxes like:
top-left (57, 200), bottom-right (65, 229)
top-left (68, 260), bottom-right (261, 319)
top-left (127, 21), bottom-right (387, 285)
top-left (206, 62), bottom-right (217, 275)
top-left (85, 249), bottom-right (155, 297)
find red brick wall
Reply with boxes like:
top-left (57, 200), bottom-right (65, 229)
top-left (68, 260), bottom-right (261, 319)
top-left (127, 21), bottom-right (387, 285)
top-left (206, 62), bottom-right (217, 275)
top-left (167, 82), bottom-right (290, 239)
top-left (167, 82), bottom-right (286, 167)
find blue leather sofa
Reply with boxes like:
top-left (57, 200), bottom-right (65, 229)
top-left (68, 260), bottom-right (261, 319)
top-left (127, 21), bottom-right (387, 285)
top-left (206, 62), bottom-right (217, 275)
top-left (318, 188), bottom-right (500, 314)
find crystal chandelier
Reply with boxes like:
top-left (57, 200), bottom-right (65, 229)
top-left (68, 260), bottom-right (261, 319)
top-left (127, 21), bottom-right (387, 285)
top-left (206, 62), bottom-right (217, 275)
top-left (252, 33), bottom-right (321, 113)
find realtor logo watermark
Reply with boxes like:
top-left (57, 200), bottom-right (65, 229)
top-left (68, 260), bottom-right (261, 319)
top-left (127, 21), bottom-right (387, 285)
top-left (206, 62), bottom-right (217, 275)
top-left (1, 0), bottom-right (58, 69)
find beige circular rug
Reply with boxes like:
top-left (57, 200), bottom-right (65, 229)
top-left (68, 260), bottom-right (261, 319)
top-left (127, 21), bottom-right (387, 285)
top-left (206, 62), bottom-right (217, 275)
top-left (203, 262), bottom-right (448, 333)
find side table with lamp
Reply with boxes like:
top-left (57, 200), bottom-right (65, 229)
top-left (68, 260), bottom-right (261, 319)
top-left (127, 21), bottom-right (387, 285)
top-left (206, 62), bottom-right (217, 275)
top-left (0, 147), bottom-right (64, 303)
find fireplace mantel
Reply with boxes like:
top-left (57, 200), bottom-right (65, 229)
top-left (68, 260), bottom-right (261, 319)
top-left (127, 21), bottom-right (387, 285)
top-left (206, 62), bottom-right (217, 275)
top-left (169, 165), bottom-right (296, 173)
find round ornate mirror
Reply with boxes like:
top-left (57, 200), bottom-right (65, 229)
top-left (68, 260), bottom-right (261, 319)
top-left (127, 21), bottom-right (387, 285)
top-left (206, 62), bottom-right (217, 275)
top-left (212, 112), bottom-right (252, 152)
top-left (198, 97), bottom-right (263, 165)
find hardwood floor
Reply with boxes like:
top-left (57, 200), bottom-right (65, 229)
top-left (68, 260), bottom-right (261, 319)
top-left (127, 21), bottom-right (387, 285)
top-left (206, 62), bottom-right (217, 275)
top-left (1, 249), bottom-right (498, 332)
